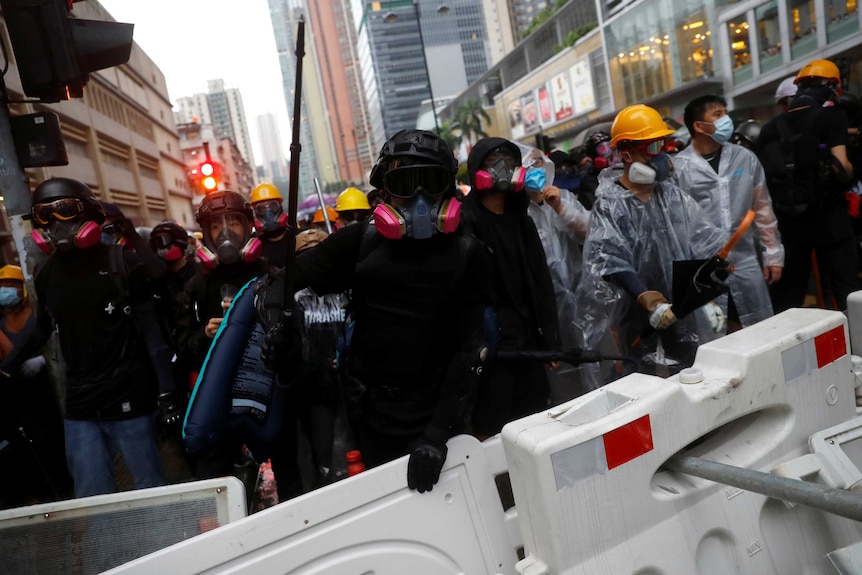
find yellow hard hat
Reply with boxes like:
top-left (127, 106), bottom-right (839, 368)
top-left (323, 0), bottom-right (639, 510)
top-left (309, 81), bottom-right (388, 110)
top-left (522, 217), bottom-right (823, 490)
top-left (250, 183), bottom-right (283, 204)
top-left (0, 265), bottom-right (24, 282)
top-left (795, 59), bottom-right (841, 85)
top-left (336, 187), bottom-right (371, 212)
top-left (312, 206), bottom-right (340, 224)
top-left (610, 104), bottom-right (675, 147)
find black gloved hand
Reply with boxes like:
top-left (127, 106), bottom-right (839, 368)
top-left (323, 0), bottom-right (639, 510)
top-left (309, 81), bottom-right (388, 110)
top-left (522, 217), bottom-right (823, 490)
top-left (157, 392), bottom-right (184, 439)
top-left (261, 322), bottom-right (288, 369)
top-left (407, 437), bottom-right (448, 493)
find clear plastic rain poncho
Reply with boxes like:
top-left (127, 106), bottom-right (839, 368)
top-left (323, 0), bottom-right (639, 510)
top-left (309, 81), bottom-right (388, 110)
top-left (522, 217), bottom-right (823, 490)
top-left (573, 164), bottom-right (728, 388)
top-left (673, 142), bottom-right (784, 328)
top-left (515, 143), bottom-right (590, 350)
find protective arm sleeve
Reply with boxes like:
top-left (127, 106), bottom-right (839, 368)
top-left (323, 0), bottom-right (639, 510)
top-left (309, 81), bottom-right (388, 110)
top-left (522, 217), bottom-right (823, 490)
top-left (605, 271), bottom-right (648, 301)
top-left (751, 168), bottom-right (785, 268)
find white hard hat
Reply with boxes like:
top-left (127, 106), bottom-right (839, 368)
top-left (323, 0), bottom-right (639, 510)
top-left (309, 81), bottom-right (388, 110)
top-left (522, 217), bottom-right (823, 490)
top-left (775, 76), bottom-right (798, 103)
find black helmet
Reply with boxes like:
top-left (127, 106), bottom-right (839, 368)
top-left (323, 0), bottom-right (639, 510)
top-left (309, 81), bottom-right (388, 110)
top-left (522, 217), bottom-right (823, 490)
top-left (195, 190), bottom-right (253, 227)
top-left (369, 129), bottom-right (458, 190)
top-left (150, 220), bottom-right (189, 253)
top-left (730, 120), bottom-right (762, 147)
top-left (31, 178), bottom-right (105, 227)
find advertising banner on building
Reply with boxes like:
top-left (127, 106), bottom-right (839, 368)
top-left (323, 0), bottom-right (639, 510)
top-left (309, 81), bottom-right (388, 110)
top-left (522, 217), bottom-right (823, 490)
top-left (537, 82), bottom-right (553, 126)
top-left (571, 57), bottom-right (597, 116)
top-left (520, 90), bottom-right (539, 135)
top-left (552, 71), bottom-right (573, 122)
top-left (508, 99), bottom-right (524, 140)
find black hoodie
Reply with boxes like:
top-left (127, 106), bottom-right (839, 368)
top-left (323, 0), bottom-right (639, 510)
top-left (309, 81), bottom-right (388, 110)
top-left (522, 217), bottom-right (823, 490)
top-left (461, 138), bottom-right (560, 352)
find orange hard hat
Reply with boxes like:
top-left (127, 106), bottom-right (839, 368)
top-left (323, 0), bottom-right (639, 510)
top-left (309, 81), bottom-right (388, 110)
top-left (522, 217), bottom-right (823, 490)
top-left (312, 206), bottom-right (339, 224)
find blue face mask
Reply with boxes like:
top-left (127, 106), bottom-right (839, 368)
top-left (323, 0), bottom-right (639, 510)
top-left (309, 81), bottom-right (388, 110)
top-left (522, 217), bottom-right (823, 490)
top-left (524, 167), bottom-right (546, 193)
top-left (709, 115), bottom-right (734, 145)
top-left (0, 287), bottom-right (21, 307)
top-left (648, 151), bottom-right (673, 182)
top-left (401, 192), bottom-right (436, 240)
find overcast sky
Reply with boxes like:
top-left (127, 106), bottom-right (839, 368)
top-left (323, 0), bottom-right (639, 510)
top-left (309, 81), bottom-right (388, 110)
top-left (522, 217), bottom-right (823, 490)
top-left (98, 0), bottom-right (291, 165)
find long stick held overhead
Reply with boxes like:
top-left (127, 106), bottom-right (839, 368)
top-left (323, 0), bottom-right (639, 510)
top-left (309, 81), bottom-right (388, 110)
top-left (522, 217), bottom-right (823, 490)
top-left (284, 17), bottom-right (305, 305)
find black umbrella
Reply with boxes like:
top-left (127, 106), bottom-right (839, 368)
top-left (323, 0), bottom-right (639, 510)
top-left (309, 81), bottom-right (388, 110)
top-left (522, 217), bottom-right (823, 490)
top-left (632, 209), bottom-right (756, 347)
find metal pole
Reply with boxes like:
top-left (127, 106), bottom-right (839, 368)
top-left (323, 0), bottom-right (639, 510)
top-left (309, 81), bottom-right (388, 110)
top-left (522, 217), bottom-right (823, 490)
top-left (665, 454), bottom-right (862, 523)
top-left (313, 177), bottom-right (332, 234)
top-left (413, 0), bottom-right (439, 133)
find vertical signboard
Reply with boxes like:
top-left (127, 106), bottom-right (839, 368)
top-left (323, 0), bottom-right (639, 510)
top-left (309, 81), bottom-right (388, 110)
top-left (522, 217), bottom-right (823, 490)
top-left (552, 71), bottom-right (573, 122)
top-left (537, 82), bottom-right (553, 126)
top-left (520, 90), bottom-right (539, 135)
top-left (571, 56), bottom-right (597, 116)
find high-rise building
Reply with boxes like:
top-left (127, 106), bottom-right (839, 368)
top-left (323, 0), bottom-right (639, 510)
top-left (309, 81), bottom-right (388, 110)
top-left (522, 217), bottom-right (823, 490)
top-left (482, 0), bottom-right (517, 64)
top-left (256, 114), bottom-right (288, 182)
top-left (267, 0), bottom-right (321, 195)
top-left (351, 0), bottom-right (491, 142)
top-left (175, 80), bottom-right (256, 170)
top-left (305, 0), bottom-right (376, 185)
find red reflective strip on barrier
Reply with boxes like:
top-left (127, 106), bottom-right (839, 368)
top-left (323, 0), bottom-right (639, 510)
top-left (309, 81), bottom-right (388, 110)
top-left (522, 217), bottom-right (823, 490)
top-left (603, 414), bottom-right (653, 470)
top-left (814, 326), bottom-right (847, 368)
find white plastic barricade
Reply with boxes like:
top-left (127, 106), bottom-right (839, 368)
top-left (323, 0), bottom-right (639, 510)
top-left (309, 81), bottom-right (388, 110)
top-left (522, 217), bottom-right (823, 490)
top-left (105, 434), bottom-right (522, 575)
top-left (0, 477), bottom-right (246, 575)
top-left (504, 308), bottom-right (862, 575)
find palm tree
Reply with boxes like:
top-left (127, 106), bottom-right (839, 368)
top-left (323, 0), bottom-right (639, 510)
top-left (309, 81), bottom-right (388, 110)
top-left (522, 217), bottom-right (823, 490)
top-left (456, 98), bottom-right (491, 150)
top-left (437, 119), bottom-right (463, 152)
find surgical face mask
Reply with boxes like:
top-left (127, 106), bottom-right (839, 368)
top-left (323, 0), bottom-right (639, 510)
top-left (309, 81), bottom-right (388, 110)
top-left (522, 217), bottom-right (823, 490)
top-left (708, 115), bottom-right (734, 145)
top-left (524, 167), bottom-right (546, 193)
top-left (0, 287), bottom-right (21, 307)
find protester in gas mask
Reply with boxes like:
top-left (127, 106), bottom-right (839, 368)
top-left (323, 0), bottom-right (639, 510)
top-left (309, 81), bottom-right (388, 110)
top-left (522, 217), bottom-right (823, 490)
top-left (573, 105), bottom-right (727, 387)
top-left (334, 187), bottom-right (372, 227)
top-left (459, 137), bottom-right (560, 439)
top-left (250, 183), bottom-right (291, 269)
top-left (11, 178), bottom-right (175, 498)
top-left (257, 129), bottom-right (493, 494)
top-left (174, 190), bottom-right (267, 481)
top-left (100, 202), bottom-right (167, 281)
top-left (577, 131), bottom-right (615, 210)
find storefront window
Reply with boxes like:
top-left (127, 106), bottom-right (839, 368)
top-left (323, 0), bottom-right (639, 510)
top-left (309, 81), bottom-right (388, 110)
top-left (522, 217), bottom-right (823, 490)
top-left (728, 19), bottom-right (753, 84)
top-left (676, 3), bottom-right (714, 82)
top-left (756, 1), bottom-right (782, 73)
top-left (606, 0), bottom-right (675, 106)
top-left (788, 0), bottom-right (818, 60)
top-left (826, 0), bottom-right (858, 42)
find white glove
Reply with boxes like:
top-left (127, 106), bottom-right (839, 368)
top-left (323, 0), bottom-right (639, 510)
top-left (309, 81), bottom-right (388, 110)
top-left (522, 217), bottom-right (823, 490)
top-left (703, 302), bottom-right (726, 334)
top-left (649, 303), bottom-right (677, 329)
top-left (19, 355), bottom-right (46, 378)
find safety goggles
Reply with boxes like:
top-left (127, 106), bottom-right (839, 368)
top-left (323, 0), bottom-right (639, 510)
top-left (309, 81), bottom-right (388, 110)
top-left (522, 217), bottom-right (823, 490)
top-left (151, 233), bottom-right (175, 249)
top-left (253, 199), bottom-right (282, 217)
top-left (632, 138), bottom-right (665, 158)
top-left (384, 165), bottom-right (452, 198)
top-left (32, 198), bottom-right (85, 225)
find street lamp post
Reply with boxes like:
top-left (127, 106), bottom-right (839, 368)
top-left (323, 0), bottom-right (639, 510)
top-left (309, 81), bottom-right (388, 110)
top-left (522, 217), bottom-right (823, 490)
top-left (384, 1), bottom-right (448, 134)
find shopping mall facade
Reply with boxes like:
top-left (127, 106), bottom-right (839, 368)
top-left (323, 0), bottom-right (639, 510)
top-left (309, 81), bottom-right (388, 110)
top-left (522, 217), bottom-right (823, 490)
top-left (442, 0), bottom-right (862, 150)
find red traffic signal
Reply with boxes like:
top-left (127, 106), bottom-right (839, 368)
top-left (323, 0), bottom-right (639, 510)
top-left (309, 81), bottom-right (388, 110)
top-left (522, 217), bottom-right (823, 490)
top-left (199, 161), bottom-right (220, 192)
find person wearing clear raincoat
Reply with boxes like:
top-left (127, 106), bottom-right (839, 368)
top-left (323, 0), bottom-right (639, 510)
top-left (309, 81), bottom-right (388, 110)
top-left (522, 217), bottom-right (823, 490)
top-left (674, 95), bottom-right (784, 331)
top-left (573, 105), bottom-right (728, 387)
top-left (517, 145), bottom-right (590, 401)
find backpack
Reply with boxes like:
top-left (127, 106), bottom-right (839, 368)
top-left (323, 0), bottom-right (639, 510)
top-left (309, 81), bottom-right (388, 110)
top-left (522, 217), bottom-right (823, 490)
top-left (759, 109), bottom-right (834, 217)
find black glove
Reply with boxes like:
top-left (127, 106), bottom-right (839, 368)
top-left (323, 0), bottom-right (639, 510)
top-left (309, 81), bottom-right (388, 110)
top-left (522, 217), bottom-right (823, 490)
top-left (157, 392), bottom-right (184, 439)
top-left (261, 321), bottom-right (288, 369)
top-left (407, 437), bottom-right (448, 493)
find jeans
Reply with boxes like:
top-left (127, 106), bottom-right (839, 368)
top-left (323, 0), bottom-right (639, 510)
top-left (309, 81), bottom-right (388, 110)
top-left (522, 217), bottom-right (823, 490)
top-left (64, 415), bottom-right (164, 498)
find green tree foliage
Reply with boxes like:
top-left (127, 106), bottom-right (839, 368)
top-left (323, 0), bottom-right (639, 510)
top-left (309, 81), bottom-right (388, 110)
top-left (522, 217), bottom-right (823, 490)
top-left (455, 98), bottom-right (491, 148)
top-left (553, 22), bottom-right (598, 53)
top-left (437, 119), bottom-right (463, 152)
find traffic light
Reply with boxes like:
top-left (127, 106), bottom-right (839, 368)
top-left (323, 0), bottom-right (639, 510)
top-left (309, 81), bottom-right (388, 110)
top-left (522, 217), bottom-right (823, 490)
top-left (199, 160), bottom-right (220, 193)
top-left (0, 0), bottom-right (134, 102)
